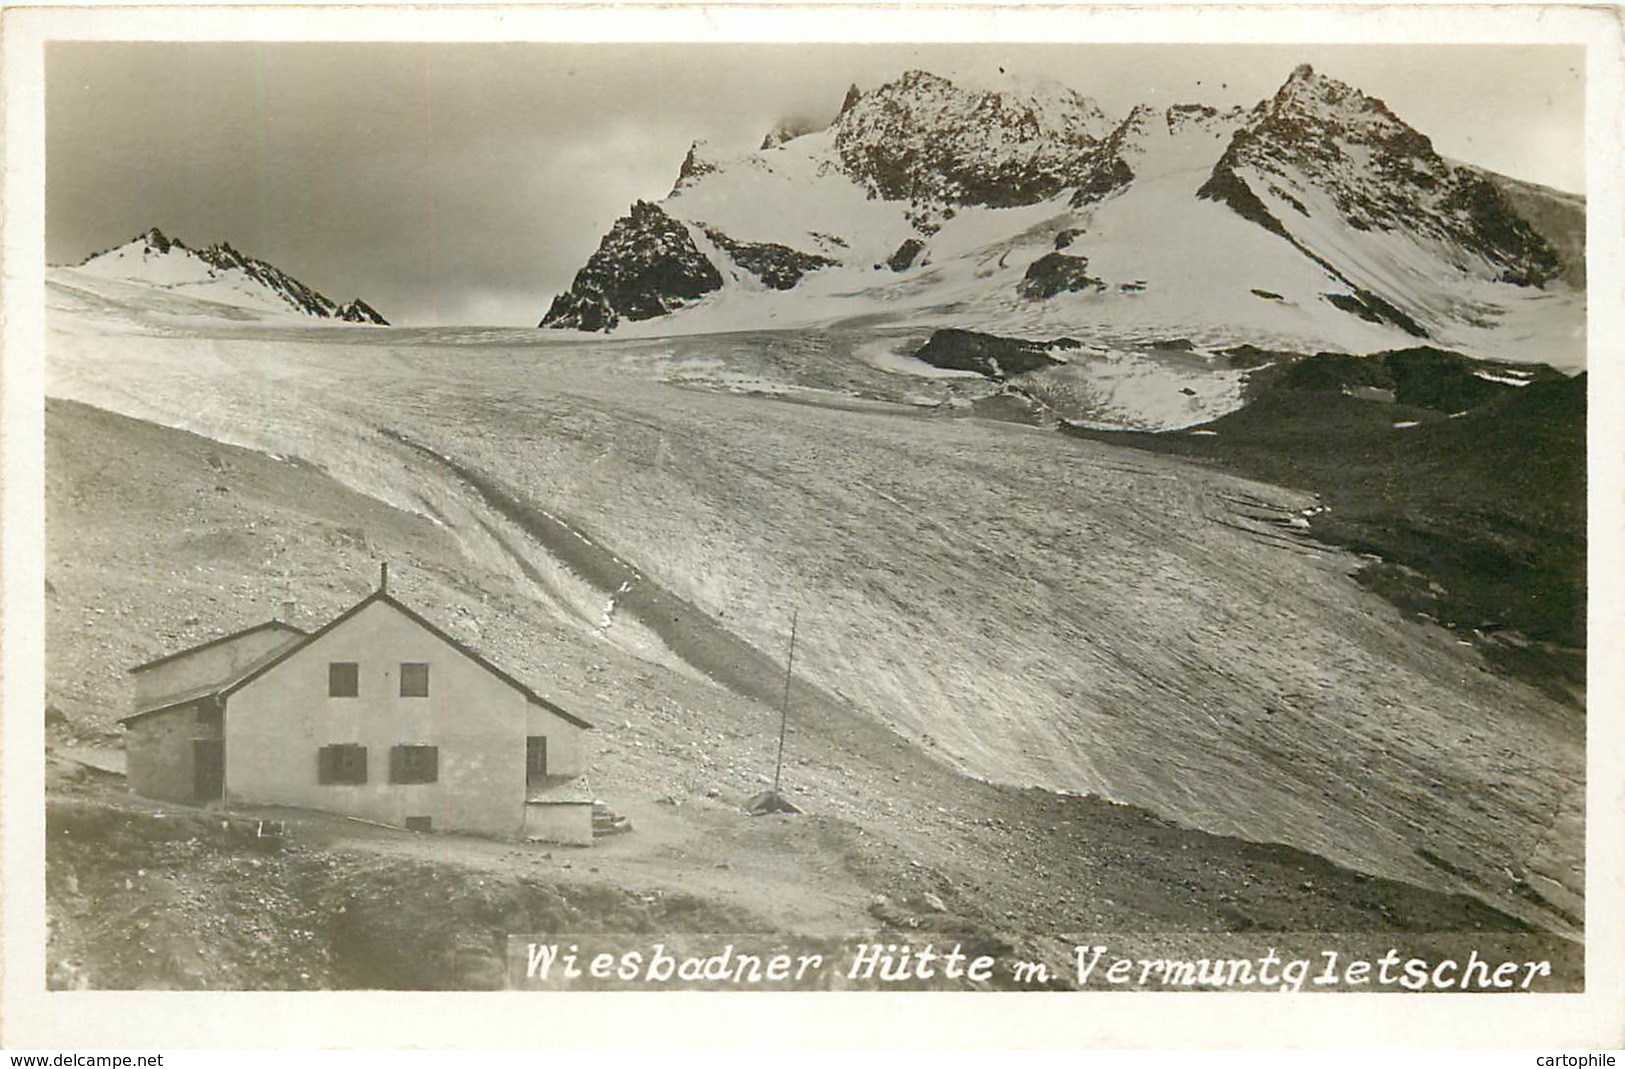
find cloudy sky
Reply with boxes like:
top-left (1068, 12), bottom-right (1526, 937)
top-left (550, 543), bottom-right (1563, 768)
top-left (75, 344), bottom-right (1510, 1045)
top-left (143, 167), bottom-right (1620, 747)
top-left (46, 42), bottom-right (1584, 327)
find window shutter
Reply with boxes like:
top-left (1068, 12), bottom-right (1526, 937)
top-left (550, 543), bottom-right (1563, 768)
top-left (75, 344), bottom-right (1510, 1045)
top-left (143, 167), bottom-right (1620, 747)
top-left (389, 745), bottom-right (404, 784)
top-left (355, 746), bottom-right (368, 784)
top-left (317, 746), bottom-right (333, 784)
top-left (425, 747), bottom-right (439, 783)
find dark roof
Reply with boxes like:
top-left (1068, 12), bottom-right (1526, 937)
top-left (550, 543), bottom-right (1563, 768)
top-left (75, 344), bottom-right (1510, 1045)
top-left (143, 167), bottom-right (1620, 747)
top-left (220, 590), bottom-right (594, 729)
top-left (120, 637), bottom-right (306, 724)
top-left (129, 619), bottom-right (307, 674)
top-left (118, 683), bottom-right (219, 724)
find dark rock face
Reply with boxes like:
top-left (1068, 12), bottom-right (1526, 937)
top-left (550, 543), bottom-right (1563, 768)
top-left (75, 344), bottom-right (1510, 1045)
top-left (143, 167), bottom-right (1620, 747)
top-left (673, 142), bottom-right (719, 192)
top-left (1199, 64), bottom-right (1561, 286)
top-left (335, 298), bottom-right (389, 325)
top-left (1068, 152), bottom-right (1136, 208)
top-left (540, 201), bottom-right (723, 331)
top-left (1019, 253), bottom-right (1106, 299)
top-left (1196, 163), bottom-right (1291, 239)
top-left (831, 70), bottom-right (1114, 209)
top-left (1478, 172), bottom-right (1586, 287)
top-left (913, 328), bottom-right (1065, 379)
top-left (1323, 290), bottom-right (1426, 337)
top-left (886, 238), bottom-right (927, 271)
top-left (704, 228), bottom-right (836, 290)
top-left (1063, 107), bottom-right (1152, 209)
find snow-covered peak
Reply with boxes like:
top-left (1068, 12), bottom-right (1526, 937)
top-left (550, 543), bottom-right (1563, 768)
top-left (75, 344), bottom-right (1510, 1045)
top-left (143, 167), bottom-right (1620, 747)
top-left (1200, 63), bottom-right (1562, 287)
top-left (973, 70), bottom-right (1116, 141)
top-left (64, 229), bottom-right (387, 324)
top-left (831, 68), bottom-right (1117, 210)
top-left (535, 64), bottom-right (1582, 368)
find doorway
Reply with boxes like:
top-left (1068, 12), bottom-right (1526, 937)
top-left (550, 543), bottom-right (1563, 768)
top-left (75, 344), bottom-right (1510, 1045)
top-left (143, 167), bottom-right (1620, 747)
top-left (193, 739), bottom-right (224, 800)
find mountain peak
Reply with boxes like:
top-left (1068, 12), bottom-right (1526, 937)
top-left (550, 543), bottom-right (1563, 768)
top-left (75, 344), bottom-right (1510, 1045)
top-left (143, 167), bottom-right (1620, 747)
top-left (674, 140), bottom-right (719, 191)
top-left (336, 298), bottom-right (389, 325)
top-left (830, 67), bottom-right (1116, 209)
top-left (1201, 64), bottom-right (1562, 288)
top-left (896, 68), bottom-right (953, 91)
top-left (1264, 64), bottom-right (1412, 137)
top-left (70, 229), bottom-right (388, 324)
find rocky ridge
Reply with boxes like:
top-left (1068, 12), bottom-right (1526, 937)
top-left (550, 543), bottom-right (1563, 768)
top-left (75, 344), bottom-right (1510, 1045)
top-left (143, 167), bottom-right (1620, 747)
top-left (1197, 65), bottom-right (1561, 286)
top-left (69, 228), bottom-right (388, 324)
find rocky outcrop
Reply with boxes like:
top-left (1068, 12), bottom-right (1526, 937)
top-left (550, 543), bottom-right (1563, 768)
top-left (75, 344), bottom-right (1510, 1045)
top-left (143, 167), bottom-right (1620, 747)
top-left (704, 228), bottom-right (836, 290)
top-left (1019, 253), bottom-right (1106, 299)
top-left (837, 83), bottom-right (862, 117)
top-left (674, 141), bottom-right (719, 192)
top-left (540, 201), bottom-right (723, 331)
top-left (335, 299), bottom-right (389, 325)
top-left (913, 328), bottom-right (1065, 379)
top-left (139, 226), bottom-right (175, 254)
top-left (1323, 289), bottom-right (1426, 337)
top-left (886, 238), bottom-right (927, 272)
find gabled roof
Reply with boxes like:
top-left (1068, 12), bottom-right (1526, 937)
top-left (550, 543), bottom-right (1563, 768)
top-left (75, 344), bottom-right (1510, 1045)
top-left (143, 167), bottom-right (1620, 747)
top-left (128, 619), bottom-right (307, 674)
top-left (119, 637), bottom-right (307, 724)
top-left (219, 590), bottom-right (595, 729)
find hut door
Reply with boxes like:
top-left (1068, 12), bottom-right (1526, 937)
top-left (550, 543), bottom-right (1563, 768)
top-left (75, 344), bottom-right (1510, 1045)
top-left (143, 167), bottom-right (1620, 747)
top-left (193, 739), bottom-right (224, 800)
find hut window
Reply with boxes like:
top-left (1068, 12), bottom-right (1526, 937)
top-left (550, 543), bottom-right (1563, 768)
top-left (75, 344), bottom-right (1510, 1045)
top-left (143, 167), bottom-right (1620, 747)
top-left (526, 736), bottom-right (548, 785)
top-left (329, 662), bottom-right (359, 698)
top-left (389, 744), bottom-right (439, 784)
top-left (400, 662), bottom-right (429, 697)
top-left (317, 743), bottom-right (367, 784)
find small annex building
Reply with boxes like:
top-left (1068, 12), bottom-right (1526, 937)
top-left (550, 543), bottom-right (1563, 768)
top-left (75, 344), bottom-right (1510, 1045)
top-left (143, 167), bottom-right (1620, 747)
top-left (120, 566), bottom-right (596, 844)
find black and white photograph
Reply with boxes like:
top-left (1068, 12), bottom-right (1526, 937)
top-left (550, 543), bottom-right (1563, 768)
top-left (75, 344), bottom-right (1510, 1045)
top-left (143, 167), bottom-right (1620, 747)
top-left (2, 1), bottom-right (1622, 1051)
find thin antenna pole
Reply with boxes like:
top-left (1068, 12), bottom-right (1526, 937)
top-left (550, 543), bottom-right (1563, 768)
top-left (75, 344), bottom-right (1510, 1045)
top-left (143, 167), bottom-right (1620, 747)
top-left (773, 609), bottom-right (798, 796)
